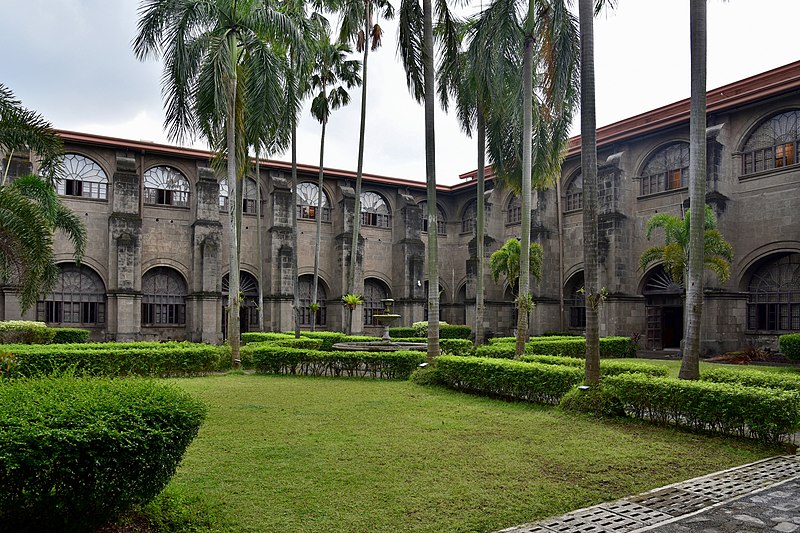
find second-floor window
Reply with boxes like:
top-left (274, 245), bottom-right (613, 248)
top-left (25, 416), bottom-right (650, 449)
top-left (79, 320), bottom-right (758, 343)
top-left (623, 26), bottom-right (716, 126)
top-left (144, 166), bottom-right (189, 207)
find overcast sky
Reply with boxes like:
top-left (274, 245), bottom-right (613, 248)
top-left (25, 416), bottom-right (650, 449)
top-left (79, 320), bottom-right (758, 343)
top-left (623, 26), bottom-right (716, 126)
top-left (1, 1), bottom-right (798, 185)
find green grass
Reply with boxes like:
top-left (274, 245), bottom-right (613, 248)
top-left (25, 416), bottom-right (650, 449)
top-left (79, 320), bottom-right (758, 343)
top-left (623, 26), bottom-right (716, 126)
top-left (162, 374), bottom-right (778, 532)
top-left (609, 358), bottom-right (800, 378)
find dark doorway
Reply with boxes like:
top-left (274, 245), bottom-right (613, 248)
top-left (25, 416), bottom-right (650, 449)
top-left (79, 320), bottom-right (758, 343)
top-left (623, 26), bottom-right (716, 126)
top-left (643, 266), bottom-right (684, 350)
top-left (661, 306), bottom-right (683, 348)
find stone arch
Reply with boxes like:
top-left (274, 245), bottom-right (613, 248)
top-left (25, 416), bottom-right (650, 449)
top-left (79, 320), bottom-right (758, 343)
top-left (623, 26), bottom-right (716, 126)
top-left (57, 152), bottom-right (110, 200)
top-left (37, 263), bottom-right (107, 326)
top-left (141, 266), bottom-right (187, 326)
top-left (738, 108), bottom-right (800, 174)
top-left (741, 252), bottom-right (800, 332)
top-left (143, 165), bottom-right (190, 207)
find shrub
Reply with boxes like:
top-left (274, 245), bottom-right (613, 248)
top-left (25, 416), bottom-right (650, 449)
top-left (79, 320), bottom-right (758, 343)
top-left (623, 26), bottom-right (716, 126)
top-left (541, 330), bottom-right (581, 337)
top-left (285, 331), bottom-right (346, 351)
top-left (702, 367), bottom-right (800, 392)
top-left (440, 338), bottom-right (474, 356)
top-left (559, 385), bottom-right (625, 417)
top-left (412, 321), bottom-right (448, 336)
top-left (410, 365), bottom-right (442, 386)
top-left (241, 332), bottom-right (295, 345)
top-left (604, 373), bottom-right (800, 443)
top-left (520, 355), bottom-right (668, 377)
top-left (6, 342), bottom-right (222, 378)
top-left (780, 333), bottom-right (800, 361)
top-left (524, 336), bottom-right (636, 358)
top-left (272, 338), bottom-right (324, 350)
top-left (440, 324), bottom-right (472, 339)
top-left (389, 327), bottom-right (417, 338)
top-left (487, 337), bottom-right (516, 345)
top-left (435, 356), bottom-right (583, 404)
top-left (475, 344), bottom-right (517, 359)
top-left (50, 327), bottom-right (90, 344)
top-left (248, 345), bottom-right (424, 379)
top-left (0, 376), bottom-right (206, 531)
top-left (0, 320), bottom-right (54, 344)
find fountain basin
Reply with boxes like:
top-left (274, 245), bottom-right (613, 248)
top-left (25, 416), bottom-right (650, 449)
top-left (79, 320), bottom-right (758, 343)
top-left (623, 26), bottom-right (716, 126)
top-left (332, 340), bottom-right (427, 352)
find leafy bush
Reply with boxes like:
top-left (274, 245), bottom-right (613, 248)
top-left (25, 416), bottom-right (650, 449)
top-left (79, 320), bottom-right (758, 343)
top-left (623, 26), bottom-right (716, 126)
top-left (6, 342), bottom-right (222, 377)
top-left (525, 336), bottom-right (636, 358)
top-left (0, 376), bottom-right (206, 531)
top-left (272, 338), bottom-right (324, 350)
top-left (247, 344), bottom-right (424, 379)
top-left (559, 385), bottom-right (625, 417)
top-left (285, 331), bottom-right (347, 351)
top-left (487, 337), bottom-right (516, 345)
top-left (475, 344), bottom-right (517, 359)
top-left (412, 321), bottom-right (448, 336)
top-left (0, 320), bottom-right (54, 344)
top-left (50, 327), bottom-right (90, 344)
top-left (604, 373), bottom-right (800, 443)
top-left (440, 324), bottom-right (472, 339)
top-left (241, 332), bottom-right (295, 345)
top-left (410, 365), bottom-right (443, 386)
top-left (435, 356), bottom-right (583, 405)
top-left (440, 338), bottom-right (474, 356)
top-left (541, 330), bottom-right (581, 337)
top-left (780, 333), bottom-right (800, 361)
top-left (702, 367), bottom-right (800, 392)
top-left (389, 327), bottom-right (417, 338)
top-left (520, 355), bottom-right (668, 377)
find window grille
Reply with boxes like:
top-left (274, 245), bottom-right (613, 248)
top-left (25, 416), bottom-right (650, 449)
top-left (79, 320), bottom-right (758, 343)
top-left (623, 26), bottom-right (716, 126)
top-left (363, 279), bottom-right (389, 326)
top-left (360, 191), bottom-right (390, 228)
top-left (742, 110), bottom-right (800, 174)
top-left (56, 154), bottom-right (108, 200)
top-left (639, 143), bottom-right (690, 196)
top-left (297, 182), bottom-right (331, 221)
top-left (298, 275), bottom-right (327, 326)
top-left (144, 166), bottom-right (189, 207)
top-left (565, 175), bottom-right (583, 211)
top-left (142, 267), bottom-right (186, 325)
top-left (461, 200), bottom-right (477, 234)
top-left (420, 202), bottom-right (446, 235)
top-left (507, 196), bottom-right (522, 224)
top-left (1, 155), bottom-right (32, 183)
top-left (747, 254), bottom-right (800, 332)
top-left (565, 273), bottom-right (586, 330)
top-left (37, 264), bottom-right (106, 325)
top-left (222, 271), bottom-right (260, 327)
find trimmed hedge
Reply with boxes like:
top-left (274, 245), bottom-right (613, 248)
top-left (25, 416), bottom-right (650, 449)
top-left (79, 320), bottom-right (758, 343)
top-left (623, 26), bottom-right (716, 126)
top-left (0, 376), bottom-right (206, 531)
top-left (525, 336), bottom-right (636, 358)
top-left (435, 356), bottom-right (583, 404)
top-left (50, 327), bottom-right (90, 344)
top-left (702, 367), bottom-right (800, 392)
top-left (271, 338), bottom-right (324, 350)
top-left (389, 327), bottom-right (417, 338)
top-left (475, 344), bottom-right (517, 359)
top-left (604, 373), bottom-right (800, 443)
top-left (242, 332), bottom-right (296, 344)
top-left (440, 324), bottom-right (472, 339)
top-left (5, 342), bottom-right (222, 378)
top-left (247, 345), bottom-right (424, 379)
top-left (780, 333), bottom-right (800, 361)
top-left (487, 337), bottom-right (516, 345)
top-left (520, 355), bottom-right (668, 377)
top-left (0, 321), bottom-right (54, 344)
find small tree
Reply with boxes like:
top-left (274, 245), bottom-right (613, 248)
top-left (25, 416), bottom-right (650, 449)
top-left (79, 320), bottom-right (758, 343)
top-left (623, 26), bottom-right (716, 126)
top-left (341, 293), bottom-right (363, 335)
top-left (490, 238), bottom-right (543, 355)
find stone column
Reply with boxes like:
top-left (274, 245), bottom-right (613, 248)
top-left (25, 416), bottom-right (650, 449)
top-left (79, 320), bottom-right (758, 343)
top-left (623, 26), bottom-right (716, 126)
top-left (268, 176), bottom-right (294, 332)
top-left (335, 185), bottom-right (364, 333)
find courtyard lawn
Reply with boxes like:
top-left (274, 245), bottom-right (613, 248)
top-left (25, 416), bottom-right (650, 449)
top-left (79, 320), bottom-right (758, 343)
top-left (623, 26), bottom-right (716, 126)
top-left (609, 358), bottom-right (800, 378)
top-left (164, 374), bottom-right (778, 532)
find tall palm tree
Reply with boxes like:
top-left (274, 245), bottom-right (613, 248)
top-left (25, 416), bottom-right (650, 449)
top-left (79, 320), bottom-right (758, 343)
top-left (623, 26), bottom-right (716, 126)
top-left (682, 0), bottom-right (707, 380)
top-left (398, 0), bottom-right (460, 361)
top-left (309, 35), bottom-right (361, 331)
top-left (338, 0), bottom-right (394, 304)
top-left (134, 0), bottom-right (298, 366)
top-left (475, 0), bottom-right (579, 356)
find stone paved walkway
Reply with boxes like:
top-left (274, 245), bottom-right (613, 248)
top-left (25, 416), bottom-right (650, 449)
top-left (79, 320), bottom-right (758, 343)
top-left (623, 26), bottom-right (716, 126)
top-left (497, 455), bottom-right (800, 533)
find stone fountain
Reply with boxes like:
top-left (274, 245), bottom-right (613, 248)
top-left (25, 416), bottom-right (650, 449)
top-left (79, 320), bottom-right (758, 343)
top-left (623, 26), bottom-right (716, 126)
top-left (332, 298), bottom-right (427, 352)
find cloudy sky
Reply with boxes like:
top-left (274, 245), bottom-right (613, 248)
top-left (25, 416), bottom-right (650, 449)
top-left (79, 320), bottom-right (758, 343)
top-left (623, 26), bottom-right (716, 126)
top-left (1, 1), bottom-right (798, 185)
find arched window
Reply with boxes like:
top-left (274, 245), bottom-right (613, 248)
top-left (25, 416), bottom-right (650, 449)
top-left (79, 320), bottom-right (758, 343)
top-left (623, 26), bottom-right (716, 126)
top-left (56, 154), bottom-right (108, 199)
top-left (298, 275), bottom-right (327, 326)
top-left (142, 267), bottom-right (186, 325)
top-left (360, 191), bottom-right (390, 228)
top-left (364, 279), bottom-right (389, 326)
top-left (747, 254), bottom-right (800, 332)
top-left (742, 110), bottom-right (800, 174)
top-left (297, 182), bottom-right (331, 222)
top-left (461, 199), bottom-right (476, 234)
top-left (37, 264), bottom-right (106, 325)
top-left (639, 142), bottom-right (690, 196)
top-left (565, 273), bottom-right (585, 330)
top-left (420, 202), bottom-right (446, 235)
top-left (222, 271), bottom-right (260, 329)
top-left (144, 166), bottom-right (189, 207)
top-left (507, 196), bottom-right (522, 224)
top-left (565, 174), bottom-right (583, 212)
top-left (218, 178), bottom-right (258, 213)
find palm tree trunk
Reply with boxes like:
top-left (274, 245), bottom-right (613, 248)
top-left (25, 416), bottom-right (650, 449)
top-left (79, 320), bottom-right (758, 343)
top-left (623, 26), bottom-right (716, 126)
top-left (516, 8), bottom-right (534, 358)
top-left (556, 177), bottom-right (565, 331)
top-left (226, 75), bottom-right (241, 369)
top-left (579, 0), bottom-right (600, 385)
top-left (423, 0), bottom-right (440, 361)
top-left (681, 0), bottom-right (707, 380)
top-left (475, 109), bottom-right (486, 347)
top-left (256, 152), bottom-right (265, 331)
top-left (291, 124), bottom-right (301, 338)
top-left (347, 5), bottom-right (371, 300)
top-left (312, 112), bottom-right (328, 333)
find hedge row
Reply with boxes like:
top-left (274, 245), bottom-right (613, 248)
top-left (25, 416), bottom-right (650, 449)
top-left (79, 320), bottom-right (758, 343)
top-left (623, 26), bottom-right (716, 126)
top-left (4, 342), bottom-right (222, 378)
top-left (526, 336), bottom-right (636, 358)
top-left (702, 367), bottom-right (800, 392)
top-left (475, 344), bottom-right (517, 359)
top-left (520, 354), bottom-right (668, 377)
top-left (604, 373), bottom-right (800, 443)
top-left (0, 321), bottom-right (90, 344)
top-left (243, 332), bottom-right (379, 350)
top-left (435, 356), bottom-right (583, 404)
top-left (50, 327), bottom-right (90, 344)
top-left (0, 376), bottom-right (206, 531)
top-left (389, 327), bottom-right (417, 338)
top-left (780, 333), bottom-right (800, 361)
top-left (246, 344), bottom-right (424, 379)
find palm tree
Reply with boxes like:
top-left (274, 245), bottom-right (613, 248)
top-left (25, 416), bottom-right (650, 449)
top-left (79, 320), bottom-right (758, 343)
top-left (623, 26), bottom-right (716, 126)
top-left (0, 84), bottom-right (63, 185)
top-left (683, 0), bottom-right (707, 380)
top-left (309, 35), bottom-right (361, 331)
top-left (640, 205), bottom-right (733, 287)
top-left (490, 238), bottom-right (544, 335)
top-left (475, 0), bottom-right (579, 356)
top-left (134, 0), bottom-right (298, 367)
top-left (338, 0), bottom-right (394, 305)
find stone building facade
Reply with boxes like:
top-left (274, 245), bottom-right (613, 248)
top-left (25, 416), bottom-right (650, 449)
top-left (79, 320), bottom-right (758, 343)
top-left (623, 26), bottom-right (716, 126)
top-left (2, 61), bottom-right (799, 352)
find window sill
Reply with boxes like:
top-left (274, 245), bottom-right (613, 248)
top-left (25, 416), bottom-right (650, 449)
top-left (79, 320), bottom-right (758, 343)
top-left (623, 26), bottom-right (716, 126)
top-left (59, 195), bottom-right (108, 202)
top-left (144, 203), bottom-right (190, 210)
top-left (142, 324), bottom-right (187, 328)
top-left (739, 163), bottom-right (800, 182)
top-left (637, 186), bottom-right (688, 201)
top-left (362, 225), bottom-right (392, 231)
